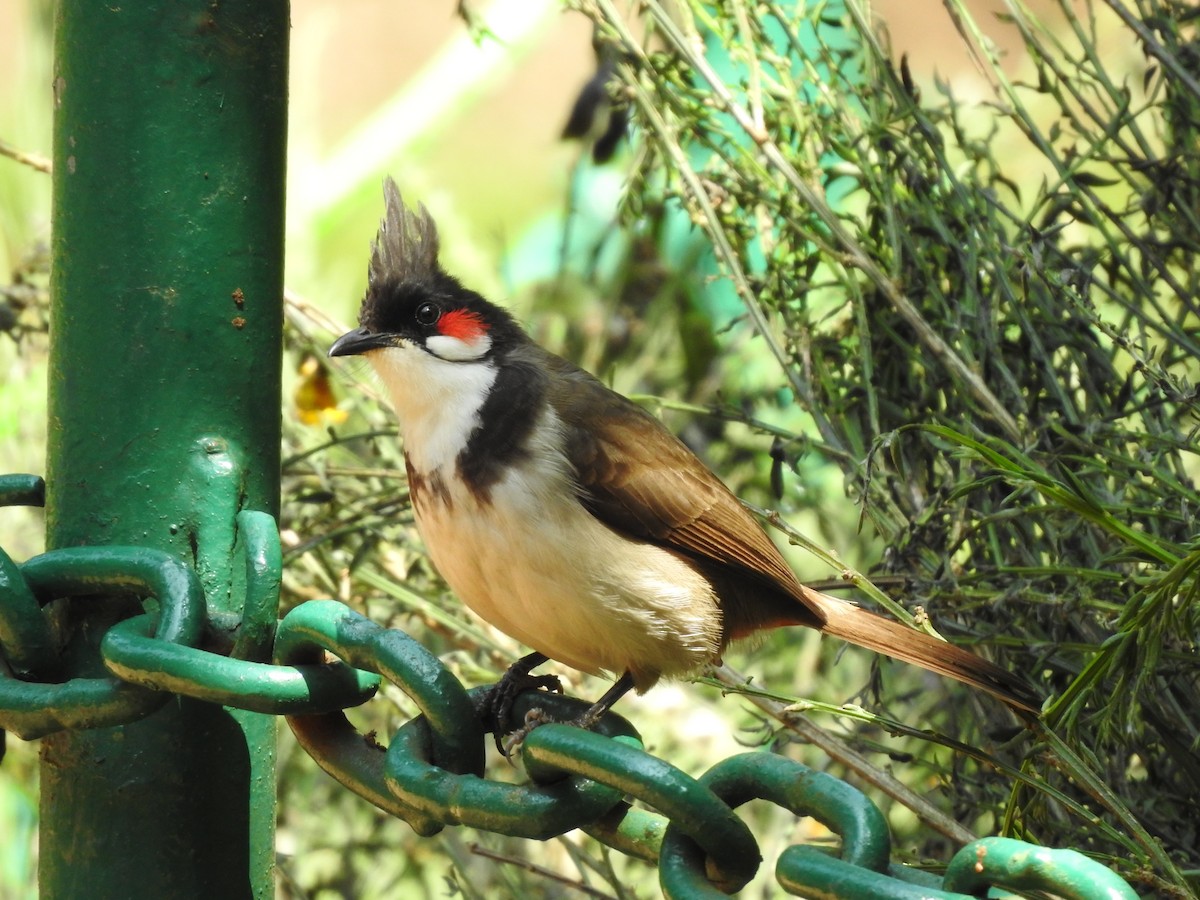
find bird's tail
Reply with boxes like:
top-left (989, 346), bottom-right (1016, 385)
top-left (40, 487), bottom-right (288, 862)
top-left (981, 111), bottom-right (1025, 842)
top-left (806, 588), bottom-right (1041, 715)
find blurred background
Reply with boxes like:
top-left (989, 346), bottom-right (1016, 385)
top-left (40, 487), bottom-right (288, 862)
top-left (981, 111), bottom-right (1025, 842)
top-left (0, 0), bottom-right (1064, 557)
top-left (0, 1), bottom-right (1165, 898)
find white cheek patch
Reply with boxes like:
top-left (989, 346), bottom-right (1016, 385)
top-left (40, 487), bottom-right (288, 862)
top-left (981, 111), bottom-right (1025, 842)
top-left (425, 331), bottom-right (493, 361)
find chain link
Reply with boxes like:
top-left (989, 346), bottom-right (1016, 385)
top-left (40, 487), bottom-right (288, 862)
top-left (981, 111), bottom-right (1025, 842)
top-left (0, 475), bottom-right (1142, 898)
top-left (0, 483), bottom-right (375, 737)
top-left (0, 476), bottom-right (54, 677)
top-left (274, 602), bottom-right (1138, 899)
top-left (0, 544), bottom-right (205, 738)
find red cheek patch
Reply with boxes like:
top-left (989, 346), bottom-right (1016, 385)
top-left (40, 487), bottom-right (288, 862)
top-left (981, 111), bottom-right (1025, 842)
top-left (438, 309), bottom-right (489, 342)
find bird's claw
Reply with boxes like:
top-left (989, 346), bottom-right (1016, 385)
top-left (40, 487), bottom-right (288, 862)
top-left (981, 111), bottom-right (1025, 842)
top-left (501, 706), bottom-right (553, 757)
top-left (481, 663), bottom-right (562, 756)
top-left (501, 702), bottom-right (615, 758)
top-left (494, 673), bottom-right (562, 741)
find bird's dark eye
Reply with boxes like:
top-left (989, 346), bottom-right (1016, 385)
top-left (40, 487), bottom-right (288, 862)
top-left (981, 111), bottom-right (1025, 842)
top-left (415, 302), bottom-right (440, 326)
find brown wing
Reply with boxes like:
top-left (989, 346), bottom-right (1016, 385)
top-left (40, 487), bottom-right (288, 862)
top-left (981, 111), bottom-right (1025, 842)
top-left (541, 353), bottom-right (824, 636)
top-left (540, 351), bottom-right (1040, 714)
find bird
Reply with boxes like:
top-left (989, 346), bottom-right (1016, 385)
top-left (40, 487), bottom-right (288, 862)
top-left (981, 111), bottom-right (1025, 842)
top-left (329, 179), bottom-right (1039, 740)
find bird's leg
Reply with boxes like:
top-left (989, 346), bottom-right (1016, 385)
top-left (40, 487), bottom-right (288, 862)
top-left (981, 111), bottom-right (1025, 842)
top-left (479, 651), bottom-right (562, 750)
top-left (571, 671), bottom-right (636, 731)
top-left (503, 671), bottom-right (636, 756)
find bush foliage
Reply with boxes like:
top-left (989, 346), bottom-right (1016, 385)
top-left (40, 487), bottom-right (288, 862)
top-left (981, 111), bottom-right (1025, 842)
top-left (558, 0), bottom-right (1198, 894)
top-left (5, 0), bottom-right (1197, 896)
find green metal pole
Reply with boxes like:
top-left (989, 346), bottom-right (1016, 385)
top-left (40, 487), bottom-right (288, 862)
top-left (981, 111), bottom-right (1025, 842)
top-left (42, 2), bottom-right (288, 897)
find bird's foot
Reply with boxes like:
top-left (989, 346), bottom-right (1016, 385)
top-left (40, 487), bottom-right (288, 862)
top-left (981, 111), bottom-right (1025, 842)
top-left (499, 671), bottom-right (636, 757)
top-left (478, 652), bottom-right (562, 755)
top-left (500, 706), bottom-right (553, 757)
top-left (500, 701), bottom-right (610, 756)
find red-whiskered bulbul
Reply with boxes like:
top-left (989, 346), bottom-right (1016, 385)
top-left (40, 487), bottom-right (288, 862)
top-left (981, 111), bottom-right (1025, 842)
top-left (329, 179), bottom-right (1039, 738)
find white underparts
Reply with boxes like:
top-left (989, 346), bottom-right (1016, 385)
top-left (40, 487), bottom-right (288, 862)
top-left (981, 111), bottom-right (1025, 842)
top-left (367, 343), bottom-right (723, 688)
top-left (419, 410), bottom-right (724, 689)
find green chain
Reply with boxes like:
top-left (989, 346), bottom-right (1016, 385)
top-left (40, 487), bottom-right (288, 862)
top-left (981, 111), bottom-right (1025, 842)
top-left (0, 473), bottom-right (1141, 898)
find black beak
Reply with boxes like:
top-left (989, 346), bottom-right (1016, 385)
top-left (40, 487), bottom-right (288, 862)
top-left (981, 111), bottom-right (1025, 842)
top-left (329, 327), bottom-right (391, 358)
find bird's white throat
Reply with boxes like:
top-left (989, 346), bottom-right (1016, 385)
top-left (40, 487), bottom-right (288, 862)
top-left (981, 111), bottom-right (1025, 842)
top-left (367, 343), bottom-right (498, 473)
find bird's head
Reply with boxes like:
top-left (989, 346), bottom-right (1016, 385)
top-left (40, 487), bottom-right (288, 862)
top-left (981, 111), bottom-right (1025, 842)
top-left (331, 178), bottom-right (532, 441)
top-left (329, 178), bottom-right (523, 367)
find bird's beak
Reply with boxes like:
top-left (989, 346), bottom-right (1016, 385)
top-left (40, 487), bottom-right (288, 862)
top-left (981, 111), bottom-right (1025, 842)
top-left (329, 327), bottom-right (391, 358)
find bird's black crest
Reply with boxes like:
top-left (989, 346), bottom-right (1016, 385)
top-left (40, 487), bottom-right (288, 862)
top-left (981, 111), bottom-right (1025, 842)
top-left (369, 178), bottom-right (440, 287)
top-left (359, 177), bottom-right (529, 351)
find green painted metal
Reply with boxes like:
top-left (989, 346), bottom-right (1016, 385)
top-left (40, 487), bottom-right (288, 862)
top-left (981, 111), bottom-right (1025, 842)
top-left (0, 544), bottom-right (56, 677)
top-left (276, 600), bottom-right (483, 773)
top-left (521, 724), bottom-right (761, 892)
top-left (43, 0), bottom-right (288, 896)
top-left (0, 475), bottom-right (45, 509)
top-left (581, 801), bottom-right (666, 864)
top-left (776, 833), bottom-right (1145, 899)
top-left (658, 753), bottom-right (892, 899)
top-left (0, 480), bottom-right (50, 678)
top-left (777, 848), bottom-right (979, 900)
top-left (0, 548), bottom-right (377, 729)
top-left (229, 510), bottom-right (283, 660)
top-left (101, 613), bottom-right (380, 714)
top-left (0, 531), bottom-right (377, 724)
top-left (0, 547), bottom-right (205, 739)
top-left (385, 709), bottom-right (630, 839)
top-left (275, 601), bottom-right (648, 841)
top-left (264, 597), bottom-right (1141, 897)
top-left (943, 836), bottom-right (1141, 900)
top-left (100, 526), bottom-right (379, 716)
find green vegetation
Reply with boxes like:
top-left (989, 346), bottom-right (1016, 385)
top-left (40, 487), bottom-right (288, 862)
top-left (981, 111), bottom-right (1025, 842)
top-left (569, 0), bottom-right (1199, 894)
top-left (2, 0), bottom-right (1197, 897)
